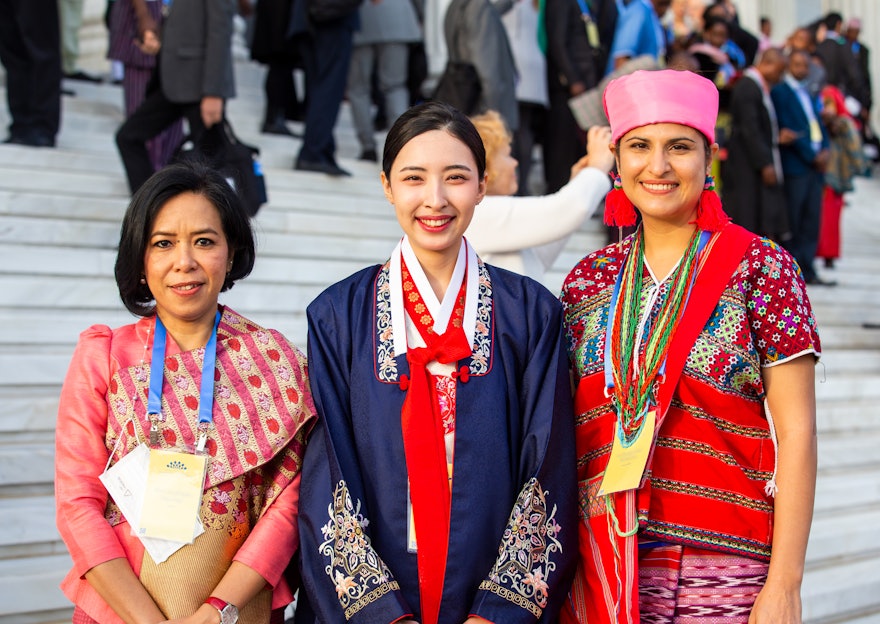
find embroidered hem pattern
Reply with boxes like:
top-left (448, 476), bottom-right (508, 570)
top-left (320, 481), bottom-right (399, 618)
top-left (483, 478), bottom-right (562, 617)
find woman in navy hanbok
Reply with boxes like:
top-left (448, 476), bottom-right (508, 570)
top-left (296, 101), bottom-right (577, 624)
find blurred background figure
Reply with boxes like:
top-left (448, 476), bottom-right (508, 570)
top-left (844, 18), bottom-right (872, 131)
top-left (817, 84), bottom-right (866, 270)
top-left (115, 0), bottom-right (236, 194)
top-left (500, 0), bottom-right (547, 195)
top-left (60, 0), bottom-right (103, 83)
top-left (605, 0), bottom-right (671, 75)
top-left (251, 0), bottom-right (305, 137)
top-left (289, 0), bottom-right (359, 177)
top-left (467, 111), bottom-right (614, 280)
top-left (723, 47), bottom-right (790, 240)
top-left (346, 0), bottom-right (422, 162)
top-left (442, 0), bottom-right (518, 133)
top-left (107, 0), bottom-right (185, 171)
top-left (758, 15), bottom-right (774, 52)
top-left (814, 11), bottom-right (861, 107)
top-left (542, 0), bottom-right (600, 194)
top-left (772, 48), bottom-right (831, 286)
top-left (0, 0), bottom-right (62, 147)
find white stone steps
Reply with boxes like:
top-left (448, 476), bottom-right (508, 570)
top-left (0, 443), bottom-right (54, 486)
top-left (815, 373), bottom-right (880, 402)
top-left (0, 165), bottom-right (127, 197)
top-left (0, 388), bottom-right (61, 433)
top-left (818, 399), bottom-right (880, 433)
top-left (0, 554), bottom-right (71, 617)
top-left (0, 496), bottom-right (60, 547)
top-left (802, 556), bottom-right (880, 623)
top-left (816, 349), bottom-right (880, 373)
top-left (0, 191), bottom-right (127, 220)
top-left (818, 430), bottom-right (880, 471)
top-left (807, 504), bottom-right (880, 565)
top-left (814, 468), bottom-right (880, 513)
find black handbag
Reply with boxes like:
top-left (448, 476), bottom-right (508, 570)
top-left (432, 61), bottom-right (481, 116)
top-left (175, 119), bottom-right (267, 217)
top-left (307, 0), bottom-right (362, 24)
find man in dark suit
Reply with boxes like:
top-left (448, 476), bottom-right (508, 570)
top-left (771, 49), bottom-right (831, 285)
top-left (543, 0), bottom-right (599, 194)
top-left (815, 12), bottom-right (861, 103)
top-left (116, 0), bottom-right (236, 194)
top-left (845, 18), bottom-right (872, 124)
top-left (723, 48), bottom-right (790, 240)
top-left (0, 0), bottom-right (62, 147)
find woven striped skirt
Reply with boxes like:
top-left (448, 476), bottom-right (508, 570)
top-left (638, 541), bottom-right (769, 623)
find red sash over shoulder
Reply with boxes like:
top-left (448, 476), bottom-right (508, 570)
top-left (564, 224), bottom-right (762, 624)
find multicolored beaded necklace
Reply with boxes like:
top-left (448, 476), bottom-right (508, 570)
top-left (609, 227), bottom-right (704, 444)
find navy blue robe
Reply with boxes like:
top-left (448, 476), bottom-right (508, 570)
top-left (297, 259), bottom-right (577, 624)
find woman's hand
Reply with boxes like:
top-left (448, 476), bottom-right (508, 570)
top-left (135, 29), bottom-right (161, 55)
top-left (748, 577), bottom-right (803, 624)
top-left (200, 96), bottom-right (224, 128)
top-left (570, 126), bottom-right (614, 179)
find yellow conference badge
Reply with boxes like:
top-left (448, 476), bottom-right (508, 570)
top-left (598, 408), bottom-right (656, 496)
top-left (138, 448), bottom-right (208, 543)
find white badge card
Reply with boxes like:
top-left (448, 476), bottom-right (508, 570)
top-left (138, 448), bottom-right (207, 543)
top-left (100, 442), bottom-right (151, 526)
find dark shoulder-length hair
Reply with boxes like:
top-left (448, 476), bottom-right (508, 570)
top-left (382, 101), bottom-right (486, 179)
top-left (115, 160), bottom-right (256, 317)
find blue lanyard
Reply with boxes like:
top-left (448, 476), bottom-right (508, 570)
top-left (147, 311), bottom-right (221, 450)
top-left (602, 231), bottom-right (710, 394)
top-left (576, 0), bottom-right (592, 18)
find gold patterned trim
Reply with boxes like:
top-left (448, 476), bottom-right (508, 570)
top-left (478, 581), bottom-right (542, 618)
top-left (344, 581), bottom-right (401, 620)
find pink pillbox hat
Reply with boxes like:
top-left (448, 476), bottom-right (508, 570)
top-left (603, 69), bottom-right (719, 144)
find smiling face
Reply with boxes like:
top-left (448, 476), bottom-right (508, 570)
top-left (381, 129), bottom-right (486, 265)
top-left (615, 122), bottom-right (715, 229)
top-left (144, 192), bottom-right (232, 340)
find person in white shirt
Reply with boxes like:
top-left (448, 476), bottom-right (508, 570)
top-left (466, 110), bottom-right (615, 281)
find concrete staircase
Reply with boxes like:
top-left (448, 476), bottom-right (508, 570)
top-left (1, 25), bottom-right (879, 623)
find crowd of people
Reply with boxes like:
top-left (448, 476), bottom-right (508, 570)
top-left (1, 1), bottom-right (874, 622)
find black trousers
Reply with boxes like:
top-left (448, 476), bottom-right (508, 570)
top-left (115, 78), bottom-right (207, 194)
top-left (543, 88), bottom-right (586, 194)
top-left (296, 21), bottom-right (353, 166)
top-left (0, 0), bottom-right (62, 142)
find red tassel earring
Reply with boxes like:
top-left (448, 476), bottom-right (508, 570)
top-left (694, 174), bottom-right (730, 232)
top-left (604, 172), bottom-right (637, 227)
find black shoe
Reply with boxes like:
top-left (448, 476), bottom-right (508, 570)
top-left (64, 70), bottom-right (103, 83)
top-left (3, 133), bottom-right (55, 148)
top-left (359, 149), bottom-right (378, 162)
top-left (294, 158), bottom-right (352, 177)
top-left (261, 118), bottom-right (299, 137)
top-left (805, 276), bottom-right (837, 286)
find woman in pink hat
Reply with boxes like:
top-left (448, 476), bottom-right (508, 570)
top-left (560, 69), bottom-right (821, 623)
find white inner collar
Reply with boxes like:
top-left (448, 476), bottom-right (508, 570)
top-left (390, 237), bottom-right (478, 356)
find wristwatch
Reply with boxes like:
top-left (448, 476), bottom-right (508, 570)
top-left (205, 596), bottom-right (239, 624)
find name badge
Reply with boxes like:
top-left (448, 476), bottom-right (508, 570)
top-left (585, 18), bottom-right (600, 49)
top-left (406, 462), bottom-right (453, 553)
top-left (598, 408), bottom-right (656, 496)
top-left (810, 119), bottom-right (823, 144)
top-left (138, 448), bottom-right (208, 543)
